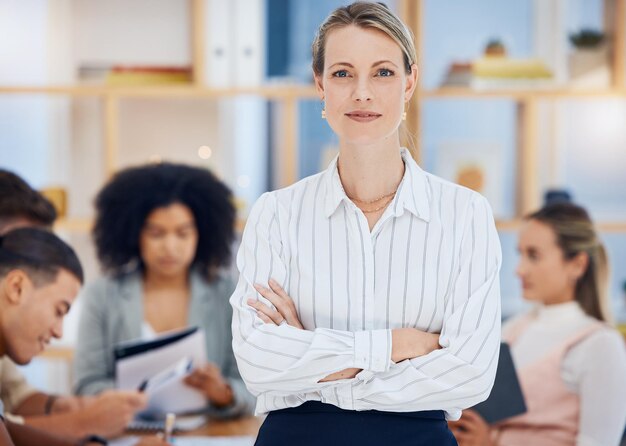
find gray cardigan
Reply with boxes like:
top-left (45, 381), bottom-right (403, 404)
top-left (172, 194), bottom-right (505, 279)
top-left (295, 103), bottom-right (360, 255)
top-left (72, 269), bottom-right (254, 418)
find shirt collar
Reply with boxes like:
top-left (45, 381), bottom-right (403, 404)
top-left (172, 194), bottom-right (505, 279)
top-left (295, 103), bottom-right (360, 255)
top-left (323, 148), bottom-right (431, 222)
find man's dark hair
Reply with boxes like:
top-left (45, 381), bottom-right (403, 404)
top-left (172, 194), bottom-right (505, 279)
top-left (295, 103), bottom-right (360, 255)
top-left (93, 163), bottom-right (235, 281)
top-left (0, 228), bottom-right (84, 286)
top-left (0, 169), bottom-right (57, 231)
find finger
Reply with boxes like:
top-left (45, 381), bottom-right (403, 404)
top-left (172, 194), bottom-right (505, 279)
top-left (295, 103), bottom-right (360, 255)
top-left (253, 283), bottom-right (281, 303)
top-left (268, 279), bottom-right (288, 299)
top-left (253, 285), bottom-right (288, 314)
top-left (452, 418), bottom-right (473, 433)
top-left (253, 309), bottom-right (276, 325)
top-left (462, 409), bottom-right (484, 424)
top-left (248, 299), bottom-right (284, 325)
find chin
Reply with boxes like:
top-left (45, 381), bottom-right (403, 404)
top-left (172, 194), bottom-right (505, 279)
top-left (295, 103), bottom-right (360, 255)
top-left (9, 351), bottom-right (34, 365)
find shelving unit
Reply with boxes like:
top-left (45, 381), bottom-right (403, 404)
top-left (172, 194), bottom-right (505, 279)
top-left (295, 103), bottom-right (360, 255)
top-left (2, 0), bottom-right (625, 230)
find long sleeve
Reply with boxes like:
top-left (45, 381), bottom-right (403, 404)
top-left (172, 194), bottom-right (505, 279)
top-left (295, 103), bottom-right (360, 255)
top-left (73, 281), bottom-right (116, 395)
top-left (575, 330), bottom-right (626, 446)
top-left (231, 192), bottom-right (393, 397)
top-left (320, 194), bottom-right (502, 417)
top-left (205, 276), bottom-right (256, 418)
top-left (0, 359), bottom-right (38, 413)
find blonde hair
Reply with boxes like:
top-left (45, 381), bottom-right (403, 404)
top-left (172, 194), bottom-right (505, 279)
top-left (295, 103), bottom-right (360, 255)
top-left (527, 203), bottom-right (611, 322)
top-left (311, 2), bottom-right (417, 76)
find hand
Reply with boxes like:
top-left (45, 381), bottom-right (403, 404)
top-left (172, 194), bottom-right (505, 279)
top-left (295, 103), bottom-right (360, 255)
top-left (319, 368), bottom-right (361, 382)
top-left (134, 435), bottom-right (172, 446)
top-left (249, 279), bottom-right (304, 329)
top-left (184, 363), bottom-right (234, 407)
top-left (49, 395), bottom-right (96, 414)
top-left (391, 328), bottom-right (440, 362)
top-left (78, 390), bottom-right (147, 438)
top-left (448, 409), bottom-right (493, 446)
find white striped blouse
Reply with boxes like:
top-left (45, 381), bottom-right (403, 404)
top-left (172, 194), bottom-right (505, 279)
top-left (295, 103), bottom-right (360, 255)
top-left (230, 148), bottom-right (502, 419)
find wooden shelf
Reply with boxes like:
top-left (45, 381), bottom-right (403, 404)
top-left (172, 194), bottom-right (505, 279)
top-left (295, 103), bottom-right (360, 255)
top-left (0, 84), bottom-right (319, 99)
top-left (54, 218), bottom-right (93, 233)
top-left (420, 87), bottom-right (626, 99)
top-left (55, 217), bottom-right (626, 234)
top-left (55, 217), bottom-right (247, 234)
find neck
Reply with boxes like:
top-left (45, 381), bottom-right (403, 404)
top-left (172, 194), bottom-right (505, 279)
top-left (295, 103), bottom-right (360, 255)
top-left (542, 288), bottom-right (576, 306)
top-left (143, 269), bottom-right (189, 290)
top-left (337, 137), bottom-right (404, 202)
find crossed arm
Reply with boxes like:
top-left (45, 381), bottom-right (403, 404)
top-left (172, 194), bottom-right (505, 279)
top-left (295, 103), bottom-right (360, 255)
top-left (231, 193), bottom-right (501, 413)
top-left (249, 279), bottom-right (441, 381)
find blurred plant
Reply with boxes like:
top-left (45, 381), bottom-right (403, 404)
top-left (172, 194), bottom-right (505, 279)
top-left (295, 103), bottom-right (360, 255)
top-left (569, 29), bottom-right (605, 49)
top-left (484, 38), bottom-right (506, 57)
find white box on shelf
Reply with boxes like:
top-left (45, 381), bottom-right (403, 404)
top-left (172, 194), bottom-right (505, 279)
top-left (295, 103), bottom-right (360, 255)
top-left (206, 0), bottom-right (235, 88)
top-left (233, 0), bottom-right (265, 87)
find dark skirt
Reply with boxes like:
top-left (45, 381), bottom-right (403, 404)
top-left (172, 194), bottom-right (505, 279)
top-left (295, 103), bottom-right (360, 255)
top-left (254, 401), bottom-right (458, 446)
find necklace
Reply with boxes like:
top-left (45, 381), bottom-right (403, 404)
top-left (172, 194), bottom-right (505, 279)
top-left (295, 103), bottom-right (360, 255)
top-left (348, 189), bottom-right (397, 205)
top-left (356, 194), bottom-right (395, 214)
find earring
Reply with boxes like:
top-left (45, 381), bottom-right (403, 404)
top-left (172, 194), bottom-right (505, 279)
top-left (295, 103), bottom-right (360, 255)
top-left (402, 111), bottom-right (407, 121)
top-left (321, 101), bottom-right (326, 119)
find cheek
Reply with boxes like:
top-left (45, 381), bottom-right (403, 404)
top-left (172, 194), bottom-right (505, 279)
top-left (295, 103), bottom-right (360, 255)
top-left (139, 236), bottom-right (159, 262)
top-left (183, 236), bottom-right (199, 259)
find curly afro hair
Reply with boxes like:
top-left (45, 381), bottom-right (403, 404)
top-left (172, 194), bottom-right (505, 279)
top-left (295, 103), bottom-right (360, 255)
top-left (93, 163), bottom-right (235, 281)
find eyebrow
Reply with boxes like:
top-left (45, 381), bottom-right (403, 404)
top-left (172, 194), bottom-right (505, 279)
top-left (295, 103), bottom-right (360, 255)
top-left (144, 222), bottom-right (195, 230)
top-left (328, 60), bottom-right (399, 69)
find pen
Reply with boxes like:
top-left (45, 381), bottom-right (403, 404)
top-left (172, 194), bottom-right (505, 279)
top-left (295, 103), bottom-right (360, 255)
top-left (164, 412), bottom-right (176, 441)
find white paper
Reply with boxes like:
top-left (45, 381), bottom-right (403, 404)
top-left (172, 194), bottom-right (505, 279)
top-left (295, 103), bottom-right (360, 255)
top-left (116, 328), bottom-right (207, 414)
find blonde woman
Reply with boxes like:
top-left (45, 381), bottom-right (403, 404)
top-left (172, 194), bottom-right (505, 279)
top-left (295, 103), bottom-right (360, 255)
top-left (450, 202), bottom-right (626, 446)
top-left (231, 3), bottom-right (502, 445)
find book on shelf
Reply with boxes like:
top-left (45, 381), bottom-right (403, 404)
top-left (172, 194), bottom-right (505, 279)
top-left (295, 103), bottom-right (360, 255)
top-left (441, 57), bottom-right (554, 90)
top-left (77, 65), bottom-right (192, 86)
top-left (106, 66), bottom-right (192, 85)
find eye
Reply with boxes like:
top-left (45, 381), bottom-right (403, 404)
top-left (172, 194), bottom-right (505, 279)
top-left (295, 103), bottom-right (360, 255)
top-left (146, 229), bottom-right (164, 238)
top-left (332, 70), bottom-right (349, 78)
top-left (376, 68), bottom-right (395, 77)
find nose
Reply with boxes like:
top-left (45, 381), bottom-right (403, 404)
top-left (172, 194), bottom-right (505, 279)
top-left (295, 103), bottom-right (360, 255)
top-left (164, 233), bottom-right (179, 254)
top-left (351, 77), bottom-right (373, 103)
top-left (52, 320), bottom-right (63, 339)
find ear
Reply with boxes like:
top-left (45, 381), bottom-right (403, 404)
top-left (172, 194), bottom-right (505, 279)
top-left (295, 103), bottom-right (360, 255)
top-left (404, 64), bottom-right (419, 102)
top-left (2, 270), bottom-right (30, 305)
top-left (569, 252), bottom-right (589, 282)
top-left (314, 74), bottom-right (325, 100)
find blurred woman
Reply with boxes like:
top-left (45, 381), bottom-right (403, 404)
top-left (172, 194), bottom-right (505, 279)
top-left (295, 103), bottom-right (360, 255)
top-left (450, 202), bottom-right (626, 446)
top-left (73, 163), bottom-right (254, 418)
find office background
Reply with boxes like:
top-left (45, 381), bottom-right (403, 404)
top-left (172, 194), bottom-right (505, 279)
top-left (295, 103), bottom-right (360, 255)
top-left (0, 0), bottom-right (625, 393)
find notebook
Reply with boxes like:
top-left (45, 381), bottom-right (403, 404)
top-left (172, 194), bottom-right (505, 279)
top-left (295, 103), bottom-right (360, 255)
top-left (472, 342), bottom-right (527, 424)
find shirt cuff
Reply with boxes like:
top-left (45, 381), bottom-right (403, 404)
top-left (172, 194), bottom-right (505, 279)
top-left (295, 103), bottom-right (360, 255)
top-left (353, 329), bottom-right (392, 373)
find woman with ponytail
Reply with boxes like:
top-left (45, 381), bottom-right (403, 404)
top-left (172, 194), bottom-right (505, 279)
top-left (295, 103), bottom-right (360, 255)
top-left (450, 202), bottom-right (626, 446)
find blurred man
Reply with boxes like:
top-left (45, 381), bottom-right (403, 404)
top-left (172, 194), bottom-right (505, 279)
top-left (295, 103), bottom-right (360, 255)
top-left (0, 170), bottom-right (153, 442)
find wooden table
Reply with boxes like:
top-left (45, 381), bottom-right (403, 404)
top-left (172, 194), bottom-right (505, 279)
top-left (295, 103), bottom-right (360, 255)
top-left (176, 416), bottom-right (263, 437)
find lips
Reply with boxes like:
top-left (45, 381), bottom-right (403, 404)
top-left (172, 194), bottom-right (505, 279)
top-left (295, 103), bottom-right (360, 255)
top-left (345, 110), bottom-right (382, 123)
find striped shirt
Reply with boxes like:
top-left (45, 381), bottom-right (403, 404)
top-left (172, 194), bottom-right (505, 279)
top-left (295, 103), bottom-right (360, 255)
top-left (230, 148), bottom-right (502, 419)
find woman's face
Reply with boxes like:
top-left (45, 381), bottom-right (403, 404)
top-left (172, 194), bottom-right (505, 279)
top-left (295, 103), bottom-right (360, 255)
top-left (516, 219), bottom-right (586, 305)
top-left (139, 203), bottom-right (199, 278)
top-left (315, 25), bottom-right (417, 146)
